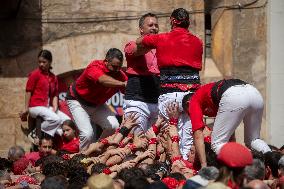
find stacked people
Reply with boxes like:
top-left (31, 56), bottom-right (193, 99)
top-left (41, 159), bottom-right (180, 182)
top-left (10, 7), bottom-right (283, 189)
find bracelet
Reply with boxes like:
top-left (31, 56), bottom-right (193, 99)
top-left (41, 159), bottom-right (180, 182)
top-left (152, 124), bottom-right (159, 134)
top-left (171, 136), bottom-right (180, 143)
top-left (127, 133), bottom-right (134, 138)
top-left (100, 138), bottom-right (109, 145)
top-left (171, 155), bottom-right (182, 163)
top-left (148, 138), bottom-right (158, 145)
top-left (127, 143), bottom-right (137, 152)
top-left (119, 126), bottom-right (130, 137)
top-left (169, 118), bottom-right (178, 126)
top-left (102, 168), bottom-right (112, 175)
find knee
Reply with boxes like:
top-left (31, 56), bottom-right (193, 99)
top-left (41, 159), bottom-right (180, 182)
top-left (81, 131), bottom-right (94, 141)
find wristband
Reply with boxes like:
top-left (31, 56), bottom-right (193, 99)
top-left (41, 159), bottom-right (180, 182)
top-left (127, 143), bottom-right (137, 152)
top-left (119, 141), bottom-right (125, 148)
top-left (171, 155), bottom-right (182, 163)
top-left (169, 118), bottom-right (178, 126)
top-left (119, 126), bottom-right (130, 137)
top-left (115, 128), bottom-right (120, 133)
top-left (156, 150), bottom-right (161, 158)
top-left (152, 124), bottom-right (159, 134)
top-left (148, 138), bottom-right (158, 145)
top-left (171, 136), bottom-right (180, 143)
top-left (204, 136), bottom-right (211, 143)
top-left (62, 154), bottom-right (71, 160)
top-left (127, 133), bottom-right (134, 138)
top-left (102, 168), bottom-right (112, 175)
top-left (100, 138), bottom-right (109, 145)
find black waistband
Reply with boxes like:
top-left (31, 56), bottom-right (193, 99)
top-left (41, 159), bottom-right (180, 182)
top-left (160, 66), bottom-right (200, 84)
top-left (211, 79), bottom-right (247, 106)
top-left (66, 82), bottom-right (97, 107)
top-left (125, 75), bottom-right (160, 103)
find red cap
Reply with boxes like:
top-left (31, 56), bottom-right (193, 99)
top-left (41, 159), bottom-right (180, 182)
top-left (217, 142), bottom-right (253, 168)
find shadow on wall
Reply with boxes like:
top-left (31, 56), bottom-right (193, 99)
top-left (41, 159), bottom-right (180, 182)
top-left (0, 0), bottom-right (42, 77)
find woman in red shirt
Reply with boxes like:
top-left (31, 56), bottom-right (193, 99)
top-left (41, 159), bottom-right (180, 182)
top-left (20, 50), bottom-right (70, 137)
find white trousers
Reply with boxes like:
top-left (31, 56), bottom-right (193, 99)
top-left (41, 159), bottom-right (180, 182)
top-left (123, 100), bottom-right (158, 133)
top-left (211, 84), bottom-right (271, 154)
top-left (67, 100), bottom-right (119, 150)
top-left (28, 106), bottom-right (70, 137)
top-left (158, 92), bottom-right (193, 160)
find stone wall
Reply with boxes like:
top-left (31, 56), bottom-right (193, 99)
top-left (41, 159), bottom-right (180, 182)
top-left (210, 0), bottom-right (269, 142)
top-left (0, 0), bottom-right (204, 156)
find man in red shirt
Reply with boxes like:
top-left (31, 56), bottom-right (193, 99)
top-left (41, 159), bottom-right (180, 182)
top-left (66, 48), bottom-right (127, 150)
top-left (123, 13), bottom-right (160, 133)
top-left (135, 8), bottom-right (203, 159)
top-left (186, 79), bottom-right (271, 167)
top-left (25, 136), bottom-right (53, 166)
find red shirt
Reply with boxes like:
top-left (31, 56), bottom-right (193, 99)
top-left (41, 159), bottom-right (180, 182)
top-left (60, 138), bottom-right (79, 154)
top-left (25, 152), bottom-right (41, 166)
top-left (188, 82), bottom-right (218, 132)
top-left (26, 68), bottom-right (58, 107)
top-left (74, 60), bottom-right (128, 105)
top-left (124, 41), bottom-right (159, 76)
top-left (142, 27), bottom-right (203, 69)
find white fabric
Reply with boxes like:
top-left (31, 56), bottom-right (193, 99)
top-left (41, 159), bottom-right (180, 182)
top-left (158, 92), bottom-right (193, 159)
top-left (123, 100), bottom-right (158, 133)
top-left (211, 84), bottom-right (271, 154)
top-left (67, 100), bottom-right (119, 150)
top-left (28, 106), bottom-right (70, 137)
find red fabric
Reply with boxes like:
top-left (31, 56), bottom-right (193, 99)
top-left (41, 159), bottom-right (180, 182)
top-left (60, 137), bottom-right (80, 154)
top-left (25, 152), bottom-right (41, 166)
top-left (26, 68), bottom-right (58, 107)
top-left (71, 60), bottom-right (128, 105)
top-left (162, 177), bottom-right (184, 189)
top-left (124, 41), bottom-right (159, 76)
top-left (188, 82), bottom-right (218, 132)
top-left (142, 27), bottom-right (203, 69)
top-left (16, 176), bottom-right (37, 185)
top-left (217, 142), bottom-right (253, 168)
top-left (12, 158), bottom-right (30, 175)
top-left (161, 83), bottom-right (200, 92)
top-left (58, 100), bottom-right (73, 119)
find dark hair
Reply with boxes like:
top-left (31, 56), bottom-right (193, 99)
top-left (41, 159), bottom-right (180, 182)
top-left (0, 157), bottom-right (13, 171)
top-left (149, 181), bottom-right (169, 189)
top-left (42, 162), bottom-right (65, 177)
top-left (39, 134), bottom-right (53, 146)
top-left (170, 8), bottom-right (190, 28)
top-left (139, 13), bottom-right (158, 28)
top-left (38, 49), bottom-right (53, 62)
top-left (91, 163), bottom-right (108, 175)
top-left (168, 172), bottom-right (186, 181)
top-left (62, 120), bottom-right (76, 131)
top-left (264, 151), bottom-right (282, 178)
top-left (118, 167), bottom-right (145, 182)
top-left (41, 176), bottom-right (68, 189)
top-left (124, 177), bottom-right (150, 189)
top-left (182, 92), bottom-right (193, 112)
top-left (105, 48), bottom-right (123, 62)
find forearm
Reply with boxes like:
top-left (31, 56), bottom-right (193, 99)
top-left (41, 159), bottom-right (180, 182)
top-left (82, 142), bottom-right (103, 156)
top-left (98, 75), bottom-right (126, 88)
top-left (52, 96), bottom-right (58, 111)
top-left (25, 92), bottom-right (31, 111)
top-left (194, 129), bottom-right (207, 167)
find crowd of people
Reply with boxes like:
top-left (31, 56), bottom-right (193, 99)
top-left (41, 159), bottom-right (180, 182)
top-left (0, 7), bottom-right (283, 189)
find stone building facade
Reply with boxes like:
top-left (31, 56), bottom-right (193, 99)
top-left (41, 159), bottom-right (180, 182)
top-left (0, 0), bottom-right (283, 156)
